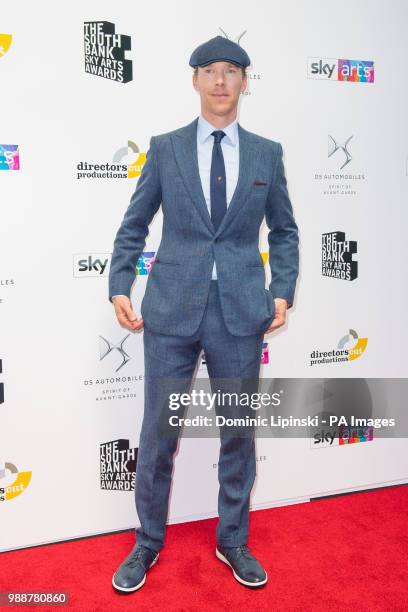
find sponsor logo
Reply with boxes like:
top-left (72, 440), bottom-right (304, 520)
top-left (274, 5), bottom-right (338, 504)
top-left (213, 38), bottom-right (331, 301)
top-left (307, 57), bottom-right (374, 82)
top-left (314, 134), bottom-right (366, 197)
top-left (84, 21), bottom-right (132, 83)
top-left (310, 329), bottom-right (368, 366)
top-left (261, 342), bottom-right (269, 364)
top-left (0, 34), bottom-right (12, 57)
top-left (73, 251), bottom-right (155, 277)
top-left (312, 425), bottom-right (374, 448)
top-left (99, 334), bottom-right (132, 372)
top-left (322, 231), bottom-right (358, 280)
top-left (76, 141), bottom-right (146, 180)
top-left (100, 439), bottom-right (137, 490)
top-left (0, 462), bottom-right (32, 502)
top-left (74, 254), bottom-right (110, 277)
top-left (328, 135), bottom-right (353, 170)
top-left (136, 252), bottom-right (156, 275)
top-left (0, 145), bottom-right (19, 170)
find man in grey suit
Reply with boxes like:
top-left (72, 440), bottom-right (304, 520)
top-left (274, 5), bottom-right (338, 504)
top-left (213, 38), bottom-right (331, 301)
top-left (109, 35), bottom-right (299, 592)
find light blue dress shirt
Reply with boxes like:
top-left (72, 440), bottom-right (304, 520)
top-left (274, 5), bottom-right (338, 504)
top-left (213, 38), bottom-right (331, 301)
top-left (111, 114), bottom-right (239, 297)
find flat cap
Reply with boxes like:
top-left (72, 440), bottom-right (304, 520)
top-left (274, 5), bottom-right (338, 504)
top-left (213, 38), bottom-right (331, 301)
top-left (189, 35), bottom-right (251, 69)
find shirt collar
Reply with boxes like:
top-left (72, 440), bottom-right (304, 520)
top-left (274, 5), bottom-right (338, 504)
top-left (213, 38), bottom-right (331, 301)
top-left (197, 114), bottom-right (238, 147)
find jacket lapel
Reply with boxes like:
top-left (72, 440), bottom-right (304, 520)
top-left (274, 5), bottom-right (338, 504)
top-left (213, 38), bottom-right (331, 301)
top-left (171, 116), bottom-right (261, 237)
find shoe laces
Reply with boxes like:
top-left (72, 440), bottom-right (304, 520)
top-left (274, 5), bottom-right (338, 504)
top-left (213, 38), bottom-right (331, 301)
top-left (125, 545), bottom-right (146, 568)
top-left (234, 544), bottom-right (252, 559)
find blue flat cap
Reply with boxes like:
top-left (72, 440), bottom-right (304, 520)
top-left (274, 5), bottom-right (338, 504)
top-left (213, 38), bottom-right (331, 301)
top-left (189, 35), bottom-right (251, 69)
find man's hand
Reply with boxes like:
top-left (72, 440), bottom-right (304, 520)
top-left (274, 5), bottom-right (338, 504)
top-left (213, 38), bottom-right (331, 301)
top-left (112, 296), bottom-right (144, 332)
top-left (264, 298), bottom-right (288, 334)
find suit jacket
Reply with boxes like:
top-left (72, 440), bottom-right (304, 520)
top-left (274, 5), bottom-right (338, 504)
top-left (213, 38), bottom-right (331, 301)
top-left (108, 116), bottom-right (299, 337)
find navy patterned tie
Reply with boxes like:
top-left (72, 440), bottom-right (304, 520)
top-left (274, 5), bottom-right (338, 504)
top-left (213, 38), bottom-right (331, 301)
top-left (210, 130), bottom-right (227, 231)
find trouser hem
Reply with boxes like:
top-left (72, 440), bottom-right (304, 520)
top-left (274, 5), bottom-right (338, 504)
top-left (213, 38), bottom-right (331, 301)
top-left (216, 535), bottom-right (248, 547)
top-left (134, 529), bottom-right (163, 554)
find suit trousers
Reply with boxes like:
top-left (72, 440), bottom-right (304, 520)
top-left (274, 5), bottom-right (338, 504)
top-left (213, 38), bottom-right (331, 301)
top-left (134, 280), bottom-right (265, 552)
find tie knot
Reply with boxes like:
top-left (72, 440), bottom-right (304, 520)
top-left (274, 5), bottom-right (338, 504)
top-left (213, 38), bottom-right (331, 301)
top-left (212, 130), bottom-right (226, 144)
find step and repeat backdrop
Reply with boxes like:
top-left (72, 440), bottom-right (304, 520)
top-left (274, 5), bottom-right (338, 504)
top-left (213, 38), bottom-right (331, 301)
top-left (1, 1), bottom-right (408, 551)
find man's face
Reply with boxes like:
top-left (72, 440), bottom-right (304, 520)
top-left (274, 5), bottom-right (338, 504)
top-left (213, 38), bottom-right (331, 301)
top-left (192, 61), bottom-right (247, 117)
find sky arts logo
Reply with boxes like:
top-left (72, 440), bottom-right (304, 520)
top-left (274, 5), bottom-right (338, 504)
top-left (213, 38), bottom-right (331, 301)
top-left (307, 58), bottom-right (374, 82)
top-left (261, 342), bottom-right (269, 365)
top-left (339, 425), bottom-right (374, 445)
top-left (100, 439), bottom-right (137, 490)
top-left (309, 329), bottom-right (368, 366)
top-left (0, 145), bottom-right (19, 170)
top-left (84, 21), bottom-right (132, 83)
top-left (312, 425), bottom-right (374, 448)
top-left (199, 341), bottom-right (269, 371)
top-left (73, 251), bottom-right (154, 279)
top-left (0, 461), bottom-right (32, 502)
top-left (76, 140), bottom-right (146, 180)
top-left (322, 231), bottom-right (358, 281)
top-left (73, 253), bottom-right (111, 277)
top-left (0, 34), bottom-right (12, 57)
top-left (136, 252), bottom-right (156, 275)
top-left (73, 251), bottom-right (156, 278)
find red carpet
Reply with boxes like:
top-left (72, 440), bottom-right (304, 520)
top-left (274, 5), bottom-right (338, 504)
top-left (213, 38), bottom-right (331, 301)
top-left (1, 484), bottom-right (407, 611)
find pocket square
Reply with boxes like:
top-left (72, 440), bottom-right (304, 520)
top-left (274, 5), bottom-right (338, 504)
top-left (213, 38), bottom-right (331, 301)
top-left (253, 181), bottom-right (268, 186)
